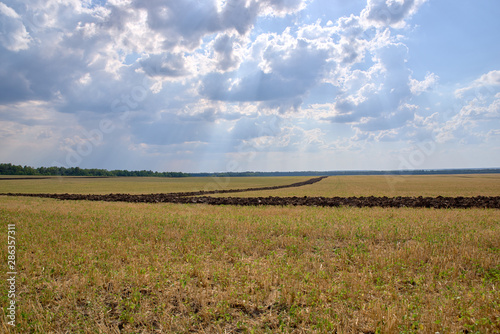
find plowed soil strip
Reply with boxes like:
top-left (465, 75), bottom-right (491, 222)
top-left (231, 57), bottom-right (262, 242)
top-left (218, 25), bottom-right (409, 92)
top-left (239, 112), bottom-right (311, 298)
top-left (1, 193), bottom-right (499, 209)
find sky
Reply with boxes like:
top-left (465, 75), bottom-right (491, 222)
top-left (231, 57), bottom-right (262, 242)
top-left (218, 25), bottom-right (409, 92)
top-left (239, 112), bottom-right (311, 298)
top-left (0, 0), bottom-right (499, 173)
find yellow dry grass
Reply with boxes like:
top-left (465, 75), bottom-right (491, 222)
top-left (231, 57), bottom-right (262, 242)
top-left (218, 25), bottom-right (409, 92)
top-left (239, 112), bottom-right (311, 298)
top-left (208, 174), bottom-right (500, 198)
top-left (1, 196), bottom-right (499, 333)
top-left (0, 176), bottom-right (310, 195)
top-left (2, 174), bottom-right (499, 199)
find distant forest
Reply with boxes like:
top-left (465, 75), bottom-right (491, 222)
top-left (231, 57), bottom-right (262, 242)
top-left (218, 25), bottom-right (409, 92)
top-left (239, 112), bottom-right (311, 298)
top-left (0, 163), bottom-right (499, 177)
top-left (190, 169), bottom-right (500, 177)
top-left (0, 163), bottom-right (189, 177)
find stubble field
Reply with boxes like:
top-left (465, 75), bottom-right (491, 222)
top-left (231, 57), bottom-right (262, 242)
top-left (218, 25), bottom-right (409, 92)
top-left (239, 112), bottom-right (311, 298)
top-left (0, 175), bottom-right (499, 333)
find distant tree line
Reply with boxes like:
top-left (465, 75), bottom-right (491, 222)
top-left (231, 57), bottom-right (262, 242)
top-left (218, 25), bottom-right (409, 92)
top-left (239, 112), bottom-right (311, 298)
top-left (1, 163), bottom-right (498, 178)
top-left (0, 163), bottom-right (189, 177)
top-left (191, 168), bottom-right (500, 177)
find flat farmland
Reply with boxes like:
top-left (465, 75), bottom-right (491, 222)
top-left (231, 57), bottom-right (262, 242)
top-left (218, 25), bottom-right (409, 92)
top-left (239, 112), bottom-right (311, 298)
top-left (0, 176), bottom-right (311, 195)
top-left (1, 174), bottom-right (499, 197)
top-left (1, 175), bottom-right (499, 333)
top-left (207, 174), bottom-right (500, 198)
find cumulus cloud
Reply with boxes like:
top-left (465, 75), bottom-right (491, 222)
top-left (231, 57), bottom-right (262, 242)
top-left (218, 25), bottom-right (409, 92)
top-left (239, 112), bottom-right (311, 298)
top-left (213, 33), bottom-right (241, 71)
top-left (131, 116), bottom-right (216, 146)
top-left (455, 69), bottom-right (500, 99)
top-left (436, 70), bottom-right (500, 144)
top-left (131, 0), bottom-right (220, 50)
top-left (260, 0), bottom-right (309, 16)
top-left (200, 70), bottom-right (306, 102)
top-left (221, 0), bottom-right (260, 35)
top-left (139, 53), bottom-right (189, 78)
top-left (410, 72), bottom-right (438, 95)
top-left (2, 0), bottom-right (495, 171)
top-left (361, 0), bottom-right (428, 28)
top-left (0, 2), bottom-right (31, 51)
top-left (200, 28), bottom-right (331, 110)
top-left (326, 39), bottom-right (413, 129)
top-left (357, 104), bottom-right (415, 132)
top-left (129, 0), bottom-right (308, 51)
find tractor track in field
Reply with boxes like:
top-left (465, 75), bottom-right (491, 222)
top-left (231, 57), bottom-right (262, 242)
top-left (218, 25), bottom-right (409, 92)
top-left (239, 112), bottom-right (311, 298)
top-left (1, 176), bottom-right (499, 208)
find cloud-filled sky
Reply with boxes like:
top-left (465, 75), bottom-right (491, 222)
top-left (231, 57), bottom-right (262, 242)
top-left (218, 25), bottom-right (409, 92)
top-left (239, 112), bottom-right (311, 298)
top-left (0, 0), bottom-right (499, 172)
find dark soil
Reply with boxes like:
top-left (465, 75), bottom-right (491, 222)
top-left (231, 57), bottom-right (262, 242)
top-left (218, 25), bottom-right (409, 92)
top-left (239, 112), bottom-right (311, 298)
top-left (1, 176), bottom-right (499, 209)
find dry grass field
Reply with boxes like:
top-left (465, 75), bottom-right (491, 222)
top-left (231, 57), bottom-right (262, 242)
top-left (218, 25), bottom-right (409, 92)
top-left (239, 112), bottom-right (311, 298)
top-left (1, 175), bottom-right (499, 333)
top-left (1, 174), bottom-right (499, 197)
top-left (0, 176), bottom-right (310, 195)
top-left (207, 174), bottom-right (500, 198)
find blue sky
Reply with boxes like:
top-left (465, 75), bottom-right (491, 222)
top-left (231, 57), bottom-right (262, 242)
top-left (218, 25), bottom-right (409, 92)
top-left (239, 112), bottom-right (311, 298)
top-left (0, 0), bottom-right (499, 172)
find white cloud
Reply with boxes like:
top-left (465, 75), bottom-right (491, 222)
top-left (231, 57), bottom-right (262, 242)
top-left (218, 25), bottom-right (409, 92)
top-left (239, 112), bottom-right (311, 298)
top-left (455, 69), bottom-right (500, 99)
top-left (436, 70), bottom-right (500, 145)
top-left (0, 2), bottom-right (31, 51)
top-left (1, 0), bottom-right (497, 171)
top-left (139, 53), bottom-right (189, 78)
top-left (410, 72), bottom-right (438, 95)
top-left (213, 33), bottom-right (242, 71)
top-left (325, 34), bottom-right (414, 129)
top-left (199, 27), bottom-right (333, 111)
top-left (361, 0), bottom-right (428, 28)
top-left (259, 0), bottom-right (309, 17)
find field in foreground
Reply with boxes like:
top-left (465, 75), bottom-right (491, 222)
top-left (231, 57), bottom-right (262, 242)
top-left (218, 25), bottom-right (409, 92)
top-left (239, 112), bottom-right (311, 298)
top-left (1, 196), bottom-right (499, 333)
